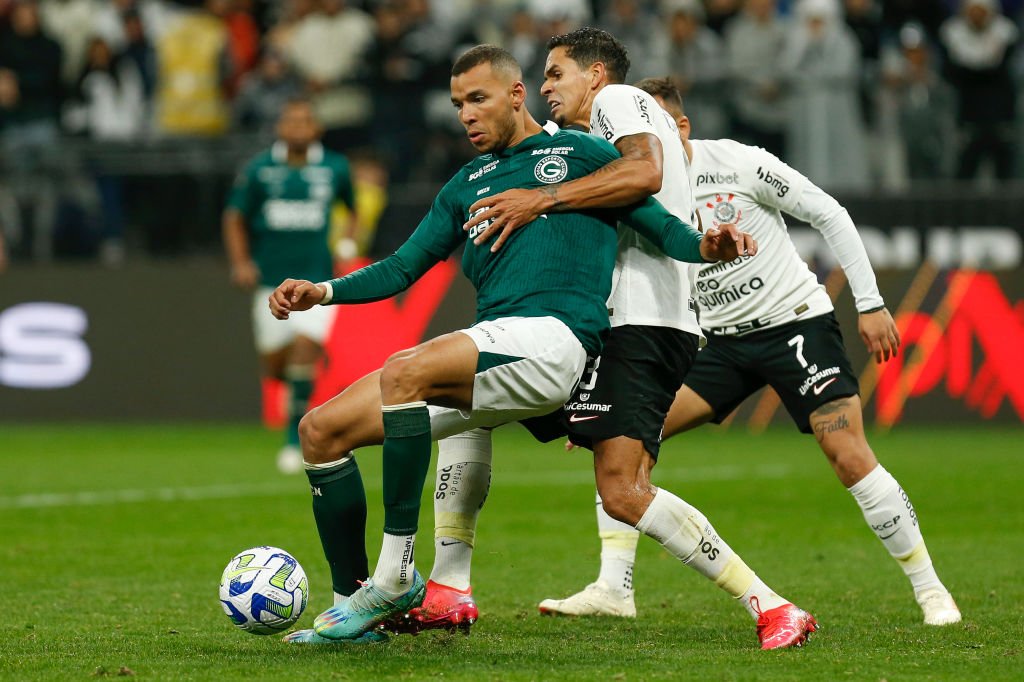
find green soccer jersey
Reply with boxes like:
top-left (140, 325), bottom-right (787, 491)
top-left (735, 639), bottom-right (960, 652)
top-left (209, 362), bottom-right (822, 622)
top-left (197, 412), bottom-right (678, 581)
top-left (324, 122), bottom-right (704, 355)
top-left (227, 142), bottom-right (355, 287)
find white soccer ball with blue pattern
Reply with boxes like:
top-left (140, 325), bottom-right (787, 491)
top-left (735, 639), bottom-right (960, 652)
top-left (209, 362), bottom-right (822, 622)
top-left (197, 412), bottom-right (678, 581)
top-left (219, 546), bottom-right (308, 635)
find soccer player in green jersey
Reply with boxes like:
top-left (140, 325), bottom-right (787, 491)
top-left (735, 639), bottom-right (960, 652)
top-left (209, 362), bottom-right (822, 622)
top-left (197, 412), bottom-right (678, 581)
top-left (267, 44), bottom-right (750, 644)
top-left (407, 28), bottom-right (816, 649)
top-left (223, 98), bottom-right (358, 474)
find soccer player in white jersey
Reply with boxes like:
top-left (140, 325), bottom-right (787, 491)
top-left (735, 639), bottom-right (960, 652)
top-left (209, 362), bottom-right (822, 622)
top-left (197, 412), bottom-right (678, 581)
top-left (404, 28), bottom-right (818, 650)
top-left (537, 77), bottom-right (961, 627)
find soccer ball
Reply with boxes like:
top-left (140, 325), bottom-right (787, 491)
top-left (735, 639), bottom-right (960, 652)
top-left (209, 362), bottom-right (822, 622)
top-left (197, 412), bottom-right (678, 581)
top-left (218, 546), bottom-right (308, 635)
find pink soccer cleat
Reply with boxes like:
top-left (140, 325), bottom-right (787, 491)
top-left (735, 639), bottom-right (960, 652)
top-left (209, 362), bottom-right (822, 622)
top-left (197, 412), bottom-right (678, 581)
top-left (756, 603), bottom-right (818, 650)
top-left (386, 580), bottom-right (478, 635)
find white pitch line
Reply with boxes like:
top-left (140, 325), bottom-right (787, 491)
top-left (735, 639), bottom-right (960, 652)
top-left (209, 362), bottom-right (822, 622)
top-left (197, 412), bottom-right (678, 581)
top-left (0, 482), bottom-right (298, 510)
top-left (0, 463), bottom-right (797, 510)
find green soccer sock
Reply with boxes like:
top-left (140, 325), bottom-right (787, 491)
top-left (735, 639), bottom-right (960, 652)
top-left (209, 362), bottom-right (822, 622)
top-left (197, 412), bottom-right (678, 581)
top-left (285, 366), bottom-right (315, 448)
top-left (305, 457), bottom-right (369, 597)
top-left (381, 402), bottom-right (432, 535)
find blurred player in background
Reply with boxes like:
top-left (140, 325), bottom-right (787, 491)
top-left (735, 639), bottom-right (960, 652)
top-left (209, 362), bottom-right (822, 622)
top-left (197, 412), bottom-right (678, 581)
top-left (414, 28), bottom-right (817, 650)
top-left (222, 97), bottom-right (358, 474)
top-left (538, 77), bottom-right (960, 627)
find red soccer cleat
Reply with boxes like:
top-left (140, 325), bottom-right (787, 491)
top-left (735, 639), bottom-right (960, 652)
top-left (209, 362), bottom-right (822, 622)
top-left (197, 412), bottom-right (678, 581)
top-left (384, 580), bottom-right (478, 635)
top-left (756, 603), bottom-right (818, 650)
top-left (410, 580), bottom-right (478, 633)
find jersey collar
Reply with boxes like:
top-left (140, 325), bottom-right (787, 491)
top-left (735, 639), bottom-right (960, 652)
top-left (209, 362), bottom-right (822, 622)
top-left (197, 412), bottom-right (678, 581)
top-left (495, 121), bottom-right (560, 158)
top-left (271, 141), bottom-right (325, 165)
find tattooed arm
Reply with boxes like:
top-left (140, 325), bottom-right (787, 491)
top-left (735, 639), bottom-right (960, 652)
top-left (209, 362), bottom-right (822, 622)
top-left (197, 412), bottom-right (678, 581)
top-left (464, 132), bottom-right (664, 251)
top-left (531, 132), bottom-right (664, 211)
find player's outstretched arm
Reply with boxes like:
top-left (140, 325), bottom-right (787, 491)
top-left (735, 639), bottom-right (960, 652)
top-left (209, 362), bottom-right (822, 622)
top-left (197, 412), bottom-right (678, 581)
top-left (763, 147), bottom-right (890, 349)
top-left (269, 279), bottom-right (325, 319)
top-left (269, 240), bottom-right (445, 324)
top-left (619, 197), bottom-right (754, 264)
top-left (464, 133), bottom-right (663, 252)
top-left (858, 307), bottom-right (901, 364)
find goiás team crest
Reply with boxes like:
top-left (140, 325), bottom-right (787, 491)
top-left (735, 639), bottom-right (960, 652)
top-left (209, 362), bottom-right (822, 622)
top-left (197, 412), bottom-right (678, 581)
top-left (534, 155), bottom-right (569, 184)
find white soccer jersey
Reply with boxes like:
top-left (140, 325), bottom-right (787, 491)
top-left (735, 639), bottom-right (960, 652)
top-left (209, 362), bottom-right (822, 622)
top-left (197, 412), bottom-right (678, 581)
top-left (688, 139), bottom-right (884, 333)
top-left (590, 84), bottom-right (701, 336)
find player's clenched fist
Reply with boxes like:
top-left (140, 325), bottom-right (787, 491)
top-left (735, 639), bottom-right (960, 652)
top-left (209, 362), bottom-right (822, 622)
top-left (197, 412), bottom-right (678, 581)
top-left (269, 278), bottom-right (327, 319)
top-left (699, 222), bottom-right (757, 263)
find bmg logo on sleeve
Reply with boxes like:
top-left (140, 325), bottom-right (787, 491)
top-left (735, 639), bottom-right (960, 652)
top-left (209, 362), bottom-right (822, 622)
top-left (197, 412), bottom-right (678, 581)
top-left (0, 303), bottom-right (91, 389)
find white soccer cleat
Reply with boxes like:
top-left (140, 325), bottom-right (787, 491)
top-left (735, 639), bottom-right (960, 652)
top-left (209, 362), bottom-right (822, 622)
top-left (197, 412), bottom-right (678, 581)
top-left (538, 580), bottom-right (636, 618)
top-left (917, 589), bottom-right (962, 626)
top-left (276, 445), bottom-right (304, 475)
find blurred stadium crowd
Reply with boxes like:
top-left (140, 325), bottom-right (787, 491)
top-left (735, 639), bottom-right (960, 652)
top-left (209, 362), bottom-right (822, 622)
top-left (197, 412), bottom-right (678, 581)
top-left (0, 0), bottom-right (1021, 266)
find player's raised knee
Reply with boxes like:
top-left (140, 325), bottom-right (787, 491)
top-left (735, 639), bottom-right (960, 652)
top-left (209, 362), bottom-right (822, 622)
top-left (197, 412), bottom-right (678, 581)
top-left (379, 351), bottom-right (429, 403)
top-left (298, 408), bottom-right (334, 465)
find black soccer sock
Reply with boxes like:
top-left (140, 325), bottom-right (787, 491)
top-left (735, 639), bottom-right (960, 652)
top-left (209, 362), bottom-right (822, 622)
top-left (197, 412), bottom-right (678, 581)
top-left (381, 402), bottom-right (432, 535)
top-left (305, 457), bottom-right (369, 597)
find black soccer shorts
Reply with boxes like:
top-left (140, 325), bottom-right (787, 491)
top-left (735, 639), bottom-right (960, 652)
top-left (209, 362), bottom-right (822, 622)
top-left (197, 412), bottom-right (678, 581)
top-left (684, 311), bottom-right (859, 434)
top-left (521, 325), bottom-right (700, 460)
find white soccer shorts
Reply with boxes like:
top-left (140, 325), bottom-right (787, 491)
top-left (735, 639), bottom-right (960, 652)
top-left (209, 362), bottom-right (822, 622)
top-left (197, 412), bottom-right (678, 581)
top-left (252, 286), bottom-right (335, 354)
top-left (428, 316), bottom-right (588, 439)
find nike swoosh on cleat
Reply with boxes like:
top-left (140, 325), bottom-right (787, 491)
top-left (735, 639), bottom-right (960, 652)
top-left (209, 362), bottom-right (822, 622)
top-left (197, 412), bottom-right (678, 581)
top-left (812, 378), bottom-right (838, 395)
top-left (568, 414), bottom-right (600, 423)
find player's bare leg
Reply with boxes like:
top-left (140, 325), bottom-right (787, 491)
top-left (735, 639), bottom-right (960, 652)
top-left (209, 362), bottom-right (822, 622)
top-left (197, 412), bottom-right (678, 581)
top-left (542, 434), bottom-right (817, 648)
top-left (302, 332), bottom-right (479, 641)
top-left (543, 385), bottom-right (719, 617)
top-left (662, 384), bottom-right (717, 439)
top-left (811, 396), bottom-right (961, 625)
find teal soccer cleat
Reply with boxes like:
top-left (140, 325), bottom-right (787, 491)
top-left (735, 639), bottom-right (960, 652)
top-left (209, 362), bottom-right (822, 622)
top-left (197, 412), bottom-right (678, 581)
top-left (283, 628), bottom-right (388, 644)
top-left (313, 572), bottom-right (426, 640)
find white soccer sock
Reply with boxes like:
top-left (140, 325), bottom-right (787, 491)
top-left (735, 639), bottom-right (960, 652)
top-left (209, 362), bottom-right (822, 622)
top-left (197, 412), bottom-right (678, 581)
top-left (738, 575), bottom-right (789, 619)
top-left (595, 491), bottom-right (640, 594)
top-left (635, 488), bottom-right (788, 619)
top-left (431, 541), bottom-right (474, 591)
top-left (848, 464), bottom-right (945, 596)
top-left (430, 429), bottom-right (492, 591)
top-left (372, 532), bottom-right (417, 596)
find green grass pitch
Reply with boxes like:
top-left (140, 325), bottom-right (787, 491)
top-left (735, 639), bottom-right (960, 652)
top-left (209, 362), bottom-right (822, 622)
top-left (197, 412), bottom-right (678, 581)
top-left (1, 424), bottom-right (1021, 680)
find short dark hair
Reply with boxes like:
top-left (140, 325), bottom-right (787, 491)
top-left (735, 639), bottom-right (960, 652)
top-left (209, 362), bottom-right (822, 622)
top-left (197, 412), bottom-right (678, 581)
top-left (633, 76), bottom-right (685, 116)
top-left (451, 44), bottom-right (522, 80)
top-left (546, 27), bottom-right (630, 84)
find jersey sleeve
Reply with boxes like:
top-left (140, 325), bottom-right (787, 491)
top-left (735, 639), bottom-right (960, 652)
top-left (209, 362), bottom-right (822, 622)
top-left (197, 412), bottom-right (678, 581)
top-left (590, 85), bottom-right (659, 145)
top-left (741, 143), bottom-right (809, 215)
top-left (788, 185), bottom-right (885, 312)
top-left (617, 198), bottom-right (705, 263)
top-left (226, 160), bottom-right (259, 219)
top-left (405, 174), bottom-right (466, 259)
top-left (323, 174), bottom-right (464, 304)
top-left (333, 156), bottom-right (356, 210)
top-left (323, 240), bottom-right (441, 304)
top-left (739, 142), bottom-right (884, 311)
